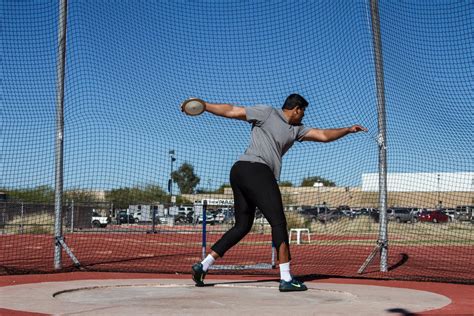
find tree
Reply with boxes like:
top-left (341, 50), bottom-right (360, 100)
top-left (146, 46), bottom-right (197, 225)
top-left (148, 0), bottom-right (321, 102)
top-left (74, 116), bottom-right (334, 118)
top-left (279, 181), bottom-right (293, 187)
top-left (4, 185), bottom-right (54, 203)
top-left (64, 189), bottom-right (96, 202)
top-left (105, 185), bottom-right (168, 209)
top-left (300, 176), bottom-right (336, 187)
top-left (171, 163), bottom-right (200, 194)
top-left (214, 183), bottom-right (231, 194)
top-left (195, 183), bottom-right (230, 194)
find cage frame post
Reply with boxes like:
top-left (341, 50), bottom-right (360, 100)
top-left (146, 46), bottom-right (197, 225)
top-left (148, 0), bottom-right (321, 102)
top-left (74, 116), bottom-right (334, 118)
top-left (54, 0), bottom-right (80, 270)
top-left (359, 0), bottom-right (389, 274)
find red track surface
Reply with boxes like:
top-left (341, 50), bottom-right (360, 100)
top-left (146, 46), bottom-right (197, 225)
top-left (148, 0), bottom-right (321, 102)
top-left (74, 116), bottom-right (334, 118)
top-left (1, 232), bottom-right (472, 284)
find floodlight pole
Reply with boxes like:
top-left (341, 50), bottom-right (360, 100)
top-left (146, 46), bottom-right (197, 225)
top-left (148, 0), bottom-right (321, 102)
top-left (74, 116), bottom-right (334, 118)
top-left (169, 150), bottom-right (176, 206)
top-left (359, 0), bottom-right (388, 274)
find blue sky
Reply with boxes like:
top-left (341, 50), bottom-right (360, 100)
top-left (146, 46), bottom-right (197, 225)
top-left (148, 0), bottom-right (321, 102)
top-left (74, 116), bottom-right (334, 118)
top-left (1, 1), bottom-right (472, 192)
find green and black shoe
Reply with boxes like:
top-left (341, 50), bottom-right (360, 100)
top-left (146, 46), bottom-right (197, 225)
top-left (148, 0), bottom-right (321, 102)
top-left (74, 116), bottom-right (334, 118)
top-left (192, 263), bottom-right (207, 287)
top-left (279, 278), bottom-right (308, 292)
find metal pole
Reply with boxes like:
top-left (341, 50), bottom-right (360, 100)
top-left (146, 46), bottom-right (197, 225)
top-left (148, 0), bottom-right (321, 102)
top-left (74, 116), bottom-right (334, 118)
top-left (169, 150), bottom-right (176, 206)
top-left (152, 207), bottom-right (156, 231)
top-left (437, 174), bottom-right (440, 208)
top-left (170, 159), bottom-right (173, 198)
top-left (318, 187), bottom-right (320, 205)
top-left (20, 202), bottom-right (24, 234)
top-left (70, 199), bottom-right (74, 233)
top-left (370, 0), bottom-right (388, 272)
top-left (54, 0), bottom-right (68, 270)
top-left (202, 200), bottom-right (207, 260)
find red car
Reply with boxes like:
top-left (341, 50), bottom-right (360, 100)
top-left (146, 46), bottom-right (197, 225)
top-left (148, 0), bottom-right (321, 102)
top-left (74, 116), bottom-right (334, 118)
top-left (418, 210), bottom-right (449, 223)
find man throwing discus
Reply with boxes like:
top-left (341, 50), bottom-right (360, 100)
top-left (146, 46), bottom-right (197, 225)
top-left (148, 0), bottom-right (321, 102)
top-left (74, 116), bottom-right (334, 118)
top-left (182, 94), bottom-right (367, 292)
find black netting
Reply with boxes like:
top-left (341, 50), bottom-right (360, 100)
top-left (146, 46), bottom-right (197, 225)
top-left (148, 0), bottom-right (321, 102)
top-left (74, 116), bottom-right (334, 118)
top-left (1, 1), bottom-right (472, 283)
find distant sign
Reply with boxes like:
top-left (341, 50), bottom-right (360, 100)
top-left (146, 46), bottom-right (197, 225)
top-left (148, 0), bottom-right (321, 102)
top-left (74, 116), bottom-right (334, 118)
top-left (193, 198), bottom-right (234, 206)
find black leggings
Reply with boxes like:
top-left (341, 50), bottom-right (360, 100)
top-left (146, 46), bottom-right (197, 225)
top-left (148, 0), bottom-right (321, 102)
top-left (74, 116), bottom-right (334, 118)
top-left (211, 161), bottom-right (290, 260)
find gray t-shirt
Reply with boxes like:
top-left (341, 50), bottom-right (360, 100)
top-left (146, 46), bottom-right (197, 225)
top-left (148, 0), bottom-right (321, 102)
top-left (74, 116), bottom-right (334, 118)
top-left (238, 105), bottom-right (311, 180)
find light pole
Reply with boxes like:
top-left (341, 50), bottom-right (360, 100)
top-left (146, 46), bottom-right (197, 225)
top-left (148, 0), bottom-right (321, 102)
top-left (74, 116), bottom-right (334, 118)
top-left (437, 174), bottom-right (440, 209)
top-left (472, 177), bottom-right (474, 204)
top-left (169, 150), bottom-right (176, 206)
top-left (313, 182), bottom-right (323, 206)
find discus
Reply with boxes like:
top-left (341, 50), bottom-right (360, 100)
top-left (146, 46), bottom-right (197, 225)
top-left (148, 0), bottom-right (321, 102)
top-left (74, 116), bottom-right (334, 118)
top-left (182, 98), bottom-right (206, 116)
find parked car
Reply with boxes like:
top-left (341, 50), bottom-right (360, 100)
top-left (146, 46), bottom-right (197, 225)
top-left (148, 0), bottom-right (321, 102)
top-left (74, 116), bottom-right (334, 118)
top-left (132, 212), bottom-right (140, 223)
top-left (387, 208), bottom-right (416, 223)
top-left (91, 212), bottom-right (108, 228)
top-left (214, 208), bottom-right (234, 224)
top-left (418, 210), bottom-right (449, 223)
top-left (300, 206), bottom-right (330, 222)
top-left (317, 210), bottom-right (344, 223)
top-left (156, 215), bottom-right (171, 224)
top-left (178, 206), bottom-right (194, 214)
top-left (337, 205), bottom-right (358, 218)
top-left (359, 208), bottom-right (378, 216)
top-left (197, 213), bottom-right (215, 225)
top-left (174, 211), bottom-right (194, 224)
top-left (117, 211), bottom-right (135, 224)
top-left (455, 205), bottom-right (474, 222)
top-left (357, 208), bottom-right (380, 222)
top-left (409, 208), bottom-right (423, 218)
top-left (132, 211), bottom-right (150, 223)
top-left (440, 208), bottom-right (457, 222)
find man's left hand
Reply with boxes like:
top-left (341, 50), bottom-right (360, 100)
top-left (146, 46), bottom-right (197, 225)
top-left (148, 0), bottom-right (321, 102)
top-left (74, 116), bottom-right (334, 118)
top-left (348, 125), bottom-right (368, 133)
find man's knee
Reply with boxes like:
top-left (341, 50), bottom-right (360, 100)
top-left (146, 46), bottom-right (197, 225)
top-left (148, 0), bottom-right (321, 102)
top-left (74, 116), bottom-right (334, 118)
top-left (233, 222), bottom-right (253, 237)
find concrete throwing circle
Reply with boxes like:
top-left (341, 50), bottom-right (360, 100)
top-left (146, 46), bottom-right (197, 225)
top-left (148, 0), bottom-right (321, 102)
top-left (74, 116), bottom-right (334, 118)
top-left (54, 284), bottom-right (356, 306)
top-left (0, 279), bottom-right (451, 315)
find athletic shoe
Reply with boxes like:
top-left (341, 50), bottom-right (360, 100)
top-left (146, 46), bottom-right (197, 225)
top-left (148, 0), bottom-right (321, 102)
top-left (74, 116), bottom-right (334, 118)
top-left (279, 278), bottom-right (308, 292)
top-left (192, 263), bottom-right (207, 287)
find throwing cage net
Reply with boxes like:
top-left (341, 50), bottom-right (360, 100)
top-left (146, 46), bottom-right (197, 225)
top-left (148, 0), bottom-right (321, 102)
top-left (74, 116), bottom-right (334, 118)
top-left (1, 1), bottom-right (472, 284)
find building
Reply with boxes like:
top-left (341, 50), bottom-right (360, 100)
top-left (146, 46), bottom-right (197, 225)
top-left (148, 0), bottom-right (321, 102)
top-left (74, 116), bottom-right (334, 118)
top-left (361, 172), bottom-right (474, 192)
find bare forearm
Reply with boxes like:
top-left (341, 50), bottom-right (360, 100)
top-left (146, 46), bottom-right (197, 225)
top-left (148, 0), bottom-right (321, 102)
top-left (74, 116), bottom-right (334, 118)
top-left (303, 125), bottom-right (367, 142)
top-left (204, 102), bottom-right (247, 120)
top-left (321, 127), bottom-right (351, 142)
top-left (205, 103), bottom-right (234, 116)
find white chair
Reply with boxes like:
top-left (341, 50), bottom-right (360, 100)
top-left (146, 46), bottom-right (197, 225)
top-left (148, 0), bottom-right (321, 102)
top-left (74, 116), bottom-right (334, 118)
top-left (289, 228), bottom-right (310, 245)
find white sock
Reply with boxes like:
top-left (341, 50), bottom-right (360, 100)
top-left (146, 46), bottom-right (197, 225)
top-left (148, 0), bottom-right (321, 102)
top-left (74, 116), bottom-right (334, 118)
top-left (279, 262), bottom-right (292, 282)
top-left (201, 254), bottom-right (215, 271)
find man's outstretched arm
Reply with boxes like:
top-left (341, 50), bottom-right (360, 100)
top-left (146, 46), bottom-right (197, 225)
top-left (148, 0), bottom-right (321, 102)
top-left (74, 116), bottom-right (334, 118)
top-left (302, 125), bottom-right (368, 142)
top-left (204, 102), bottom-right (247, 120)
